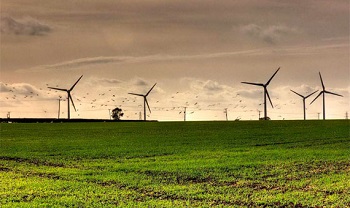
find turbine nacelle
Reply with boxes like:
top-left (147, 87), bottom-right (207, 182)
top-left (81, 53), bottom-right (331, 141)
top-left (290, 89), bottom-right (318, 120)
top-left (290, 89), bottom-right (318, 100)
top-left (310, 73), bottom-right (343, 105)
top-left (47, 75), bottom-right (83, 119)
top-left (309, 72), bottom-right (343, 120)
top-left (241, 67), bottom-right (280, 120)
top-left (128, 83), bottom-right (157, 120)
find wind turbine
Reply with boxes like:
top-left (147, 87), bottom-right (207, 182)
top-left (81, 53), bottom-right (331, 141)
top-left (241, 67), bottom-right (280, 120)
top-left (310, 72), bottom-right (343, 120)
top-left (290, 89), bottom-right (318, 120)
top-left (128, 83), bottom-right (157, 121)
top-left (48, 75), bottom-right (83, 119)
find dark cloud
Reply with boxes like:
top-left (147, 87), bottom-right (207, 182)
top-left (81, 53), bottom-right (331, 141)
top-left (0, 16), bottom-right (51, 36)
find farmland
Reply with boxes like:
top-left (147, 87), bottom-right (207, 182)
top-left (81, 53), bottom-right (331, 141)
top-left (0, 120), bottom-right (349, 207)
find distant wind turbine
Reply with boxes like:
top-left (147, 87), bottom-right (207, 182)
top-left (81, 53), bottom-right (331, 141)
top-left (290, 89), bottom-right (318, 120)
top-left (241, 67), bottom-right (280, 120)
top-left (128, 83), bottom-right (157, 121)
top-left (310, 72), bottom-right (343, 120)
top-left (48, 75), bottom-right (83, 119)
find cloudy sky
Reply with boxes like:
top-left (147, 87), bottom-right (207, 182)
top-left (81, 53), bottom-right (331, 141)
top-left (1, 0), bottom-right (349, 121)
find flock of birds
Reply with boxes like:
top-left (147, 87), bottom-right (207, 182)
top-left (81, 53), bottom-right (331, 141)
top-left (1, 69), bottom-right (343, 120)
top-left (2, 85), bottom-right (268, 118)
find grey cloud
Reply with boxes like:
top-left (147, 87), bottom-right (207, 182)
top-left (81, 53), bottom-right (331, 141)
top-left (0, 83), bottom-right (12, 92)
top-left (0, 82), bottom-right (41, 96)
top-left (188, 79), bottom-right (230, 95)
top-left (89, 77), bottom-right (122, 85)
top-left (45, 57), bottom-right (126, 70)
top-left (39, 56), bottom-right (172, 71)
top-left (19, 42), bottom-right (349, 73)
top-left (296, 84), bottom-right (318, 95)
top-left (237, 89), bottom-right (262, 99)
top-left (31, 50), bottom-right (263, 72)
top-left (240, 24), bottom-right (299, 44)
top-left (203, 80), bottom-right (224, 92)
top-left (0, 16), bottom-right (51, 36)
top-left (99, 78), bottom-right (122, 85)
top-left (133, 78), bottom-right (148, 86)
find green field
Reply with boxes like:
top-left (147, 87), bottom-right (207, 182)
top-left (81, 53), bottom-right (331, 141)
top-left (1, 120), bottom-right (349, 207)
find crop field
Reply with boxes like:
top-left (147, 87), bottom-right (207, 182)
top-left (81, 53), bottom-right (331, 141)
top-left (0, 120), bottom-right (349, 207)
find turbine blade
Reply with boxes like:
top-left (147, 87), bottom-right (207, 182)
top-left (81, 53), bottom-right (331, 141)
top-left (305, 90), bottom-right (318, 99)
top-left (266, 90), bottom-right (274, 108)
top-left (319, 72), bottom-right (325, 90)
top-left (310, 91), bottom-right (323, 105)
top-left (146, 83), bottom-right (157, 96)
top-left (266, 67), bottom-right (280, 86)
top-left (128, 93), bottom-right (144, 97)
top-left (145, 98), bottom-right (151, 113)
top-left (241, 82), bottom-right (264, 87)
top-left (290, 89), bottom-right (303, 98)
top-left (69, 75), bottom-right (83, 91)
top-left (69, 94), bottom-right (77, 112)
top-left (48, 87), bottom-right (67, 91)
top-left (325, 91), bottom-right (343, 97)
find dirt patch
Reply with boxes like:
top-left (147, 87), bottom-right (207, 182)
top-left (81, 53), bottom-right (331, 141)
top-left (141, 169), bottom-right (215, 184)
top-left (0, 166), bottom-right (11, 172)
top-left (0, 156), bottom-right (65, 167)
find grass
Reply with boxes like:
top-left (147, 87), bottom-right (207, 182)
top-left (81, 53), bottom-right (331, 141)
top-left (0, 120), bottom-right (349, 207)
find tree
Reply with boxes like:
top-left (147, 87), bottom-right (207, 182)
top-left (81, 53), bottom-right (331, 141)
top-left (111, 107), bottom-right (124, 120)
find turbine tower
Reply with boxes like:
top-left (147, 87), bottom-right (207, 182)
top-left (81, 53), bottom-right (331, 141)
top-left (48, 75), bottom-right (83, 120)
top-left (128, 83), bottom-right (157, 121)
top-left (290, 89), bottom-right (318, 120)
top-left (241, 67), bottom-right (280, 120)
top-left (310, 72), bottom-right (343, 120)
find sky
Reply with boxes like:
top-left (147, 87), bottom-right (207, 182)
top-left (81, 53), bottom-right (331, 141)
top-left (1, 0), bottom-right (349, 121)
